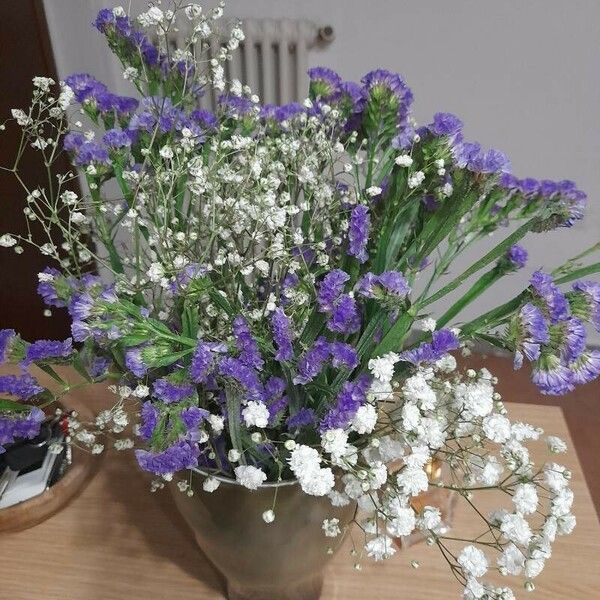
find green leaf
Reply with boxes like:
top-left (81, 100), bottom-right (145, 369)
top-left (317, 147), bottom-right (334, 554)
top-left (225, 384), bottom-right (246, 465)
top-left (33, 363), bottom-right (65, 385)
top-left (370, 311), bottom-right (414, 358)
top-left (0, 398), bottom-right (31, 413)
top-left (554, 262), bottom-right (600, 285)
top-left (422, 217), bottom-right (539, 307)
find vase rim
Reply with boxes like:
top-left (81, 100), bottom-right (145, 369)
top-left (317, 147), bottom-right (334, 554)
top-left (192, 467), bottom-right (299, 488)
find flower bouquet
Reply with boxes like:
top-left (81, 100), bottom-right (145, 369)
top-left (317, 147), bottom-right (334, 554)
top-left (1, 3), bottom-right (598, 599)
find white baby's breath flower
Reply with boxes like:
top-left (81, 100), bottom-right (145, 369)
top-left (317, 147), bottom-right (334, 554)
top-left (0, 234), bottom-right (17, 247)
top-left (365, 186), bottom-right (382, 197)
top-left (321, 429), bottom-right (348, 457)
top-left (407, 171), bottom-right (425, 189)
top-left (365, 535), bottom-right (396, 561)
top-left (242, 401), bottom-right (270, 428)
top-left (395, 154), bottom-right (413, 167)
top-left (457, 545), bottom-right (488, 578)
top-left (351, 404), bottom-right (377, 434)
top-left (546, 435), bottom-right (567, 454)
top-left (512, 483), bottom-right (538, 515)
top-left (262, 510), bottom-right (275, 523)
top-left (234, 465), bottom-right (267, 490)
top-left (322, 518), bottom-right (341, 537)
top-left (202, 477), bottom-right (220, 493)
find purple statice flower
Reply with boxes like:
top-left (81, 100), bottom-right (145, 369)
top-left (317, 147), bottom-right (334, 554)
top-left (139, 401), bottom-right (160, 441)
top-left (22, 338), bottom-right (72, 367)
top-left (308, 67), bottom-right (342, 99)
top-left (68, 292), bottom-right (94, 321)
top-left (64, 73), bottom-right (107, 103)
top-left (232, 316), bottom-right (264, 370)
top-left (135, 440), bottom-right (200, 475)
top-left (218, 94), bottom-right (256, 118)
top-left (558, 317), bottom-right (586, 363)
top-left (513, 303), bottom-right (550, 369)
top-left (428, 112), bottom-right (463, 138)
top-left (153, 378), bottom-right (196, 404)
top-left (452, 141), bottom-right (482, 169)
top-left (572, 280), bottom-right (600, 332)
top-left (319, 374), bottom-right (371, 432)
top-left (73, 141), bottom-right (110, 166)
top-left (0, 407), bottom-right (45, 453)
top-left (330, 342), bottom-right (359, 371)
top-left (190, 341), bottom-right (217, 384)
top-left (37, 267), bottom-right (69, 308)
top-left (293, 337), bottom-right (331, 385)
top-left (532, 355), bottom-right (574, 395)
top-left (400, 329), bottom-right (460, 365)
top-left (271, 308), bottom-right (294, 362)
top-left (103, 128), bottom-right (132, 149)
top-left (190, 109), bottom-right (218, 130)
top-left (327, 294), bottom-right (361, 334)
top-left (125, 346), bottom-right (149, 377)
top-left (218, 357), bottom-right (264, 401)
top-left (530, 271), bottom-right (570, 323)
top-left (468, 148), bottom-right (511, 174)
top-left (347, 204), bottom-right (370, 263)
top-left (317, 269), bottom-right (350, 312)
top-left (338, 81), bottom-right (365, 128)
top-left (506, 244), bottom-right (528, 269)
top-left (63, 132), bottom-right (85, 151)
top-left (168, 263), bottom-right (207, 294)
top-left (570, 350), bottom-right (600, 386)
top-left (0, 329), bottom-right (16, 364)
top-left (361, 69), bottom-right (413, 116)
top-left (274, 103), bottom-right (305, 123)
top-left (519, 178), bottom-right (541, 197)
top-left (89, 356), bottom-right (111, 378)
top-left (376, 271), bottom-right (411, 298)
top-left (0, 374), bottom-right (44, 399)
top-left (180, 406), bottom-right (210, 432)
top-left (265, 376), bottom-right (288, 425)
top-left (286, 408), bottom-right (316, 430)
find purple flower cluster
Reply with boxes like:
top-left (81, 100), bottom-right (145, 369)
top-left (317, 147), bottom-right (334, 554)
top-left (64, 73), bottom-right (138, 117)
top-left (317, 270), bottom-right (350, 311)
top-left (327, 294), bottom-right (361, 334)
top-left (0, 374), bottom-right (44, 400)
top-left (135, 440), bottom-right (200, 475)
top-left (400, 329), bottom-right (460, 365)
top-left (319, 374), bottom-right (372, 431)
top-left (428, 112), bottom-right (463, 138)
top-left (125, 346), bottom-right (148, 377)
top-left (233, 316), bottom-right (264, 370)
top-left (218, 357), bottom-right (264, 401)
top-left (293, 337), bottom-right (332, 385)
top-left (506, 244), bottom-right (528, 270)
top-left (190, 342), bottom-right (218, 384)
top-left (513, 303), bottom-right (550, 369)
top-left (94, 9), bottom-right (161, 69)
top-left (361, 69), bottom-right (413, 118)
top-left (287, 407), bottom-right (316, 430)
top-left (357, 271), bottom-right (411, 300)
top-left (571, 280), bottom-right (600, 332)
top-left (153, 378), bottom-right (196, 404)
top-left (139, 401), bottom-right (160, 440)
top-left (21, 338), bottom-right (72, 367)
top-left (308, 67), bottom-right (343, 99)
top-left (271, 308), bottom-right (294, 362)
top-left (499, 175), bottom-right (587, 227)
top-left (453, 142), bottom-right (511, 175)
top-left (515, 272), bottom-right (600, 394)
top-left (37, 267), bottom-right (68, 308)
top-left (347, 205), bottom-right (370, 263)
top-left (0, 407), bottom-right (45, 453)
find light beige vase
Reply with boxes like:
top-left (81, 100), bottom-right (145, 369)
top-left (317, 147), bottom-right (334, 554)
top-left (170, 469), bottom-right (356, 600)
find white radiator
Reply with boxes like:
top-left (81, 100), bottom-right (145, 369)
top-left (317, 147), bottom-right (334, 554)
top-left (167, 18), bottom-right (333, 108)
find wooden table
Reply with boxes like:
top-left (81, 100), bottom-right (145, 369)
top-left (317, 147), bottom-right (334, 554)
top-left (0, 401), bottom-right (598, 600)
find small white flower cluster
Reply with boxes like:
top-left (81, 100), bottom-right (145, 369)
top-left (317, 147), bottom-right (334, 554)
top-left (310, 362), bottom-right (575, 599)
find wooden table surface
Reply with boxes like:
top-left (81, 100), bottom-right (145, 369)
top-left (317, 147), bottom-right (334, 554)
top-left (0, 396), bottom-right (598, 599)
